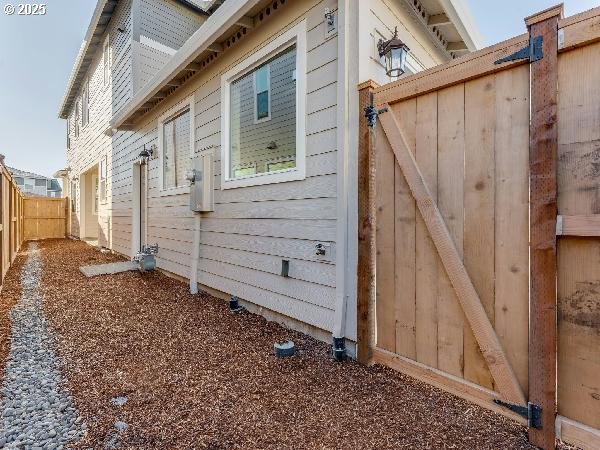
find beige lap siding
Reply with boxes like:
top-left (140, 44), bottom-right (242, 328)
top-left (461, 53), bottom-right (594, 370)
top-left (109, 0), bottom-right (343, 336)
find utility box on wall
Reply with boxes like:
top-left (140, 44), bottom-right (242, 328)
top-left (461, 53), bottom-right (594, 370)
top-left (188, 151), bottom-right (214, 212)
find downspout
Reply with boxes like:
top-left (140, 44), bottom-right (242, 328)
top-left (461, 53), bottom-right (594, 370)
top-left (332, 0), bottom-right (351, 361)
top-left (189, 213), bottom-right (200, 294)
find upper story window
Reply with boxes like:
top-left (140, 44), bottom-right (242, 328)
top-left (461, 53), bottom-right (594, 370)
top-left (158, 96), bottom-right (195, 194)
top-left (14, 177), bottom-right (23, 185)
top-left (82, 79), bottom-right (90, 127)
top-left (103, 36), bottom-right (111, 86)
top-left (220, 21), bottom-right (306, 190)
top-left (66, 118), bottom-right (71, 149)
top-left (74, 102), bottom-right (80, 138)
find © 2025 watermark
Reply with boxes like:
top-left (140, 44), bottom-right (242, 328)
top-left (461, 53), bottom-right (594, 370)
top-left (3, 3), bottom-right (46, 15)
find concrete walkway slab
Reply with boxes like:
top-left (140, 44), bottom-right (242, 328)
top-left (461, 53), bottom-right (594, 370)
top-left (79, 261), bottom-right (138, 278)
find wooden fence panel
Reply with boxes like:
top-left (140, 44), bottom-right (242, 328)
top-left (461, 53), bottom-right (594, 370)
top-left (373, 69), bottom-right (530, 396)
top-left (0, 165), bottom-right (25, 288)
top-left (361, 5), bottom-right (600, 447)
top-left (23, 197), bottom-right (67, 241)
top-left (556, 40), bottom-right (600, 431)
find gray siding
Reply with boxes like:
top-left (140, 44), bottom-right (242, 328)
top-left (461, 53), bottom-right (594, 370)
top-left (108, 0), bottom-right (344, 336)
top-left (133, 0), bottom-right (205, 92)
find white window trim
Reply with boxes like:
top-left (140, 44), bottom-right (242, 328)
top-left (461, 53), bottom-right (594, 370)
top-left (253, 64), bottom-right (271, 124)
top-left (99, 155), bottom-right (108, 204)
top-left (92, 173), bottom-right (99, 216)
top-left (82, 79), bottom-right (90, 128)
top-left (74, 102), bottom-right (80, 138)
top-left (103, 35), bottom-right (111, 86)
top-left (157, 94), bottom-right (195, 196)
top-left (220, 20), bottom-right (306, 190)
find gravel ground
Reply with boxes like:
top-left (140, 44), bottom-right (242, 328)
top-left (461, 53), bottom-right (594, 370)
top-left (0, 243), bottom-right (85, 449)
top-left (2, 239), bottom-right (548, 449)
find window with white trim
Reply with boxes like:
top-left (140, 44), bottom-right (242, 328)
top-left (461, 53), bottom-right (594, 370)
top-left (103, 36), bottom-right (111, 86)
top-left (99, 156), bottom-right (107, 203)
top-left (221, 21), bottom-right (306, 190)
top-left (66, 118), bottom-right (71, 149)
top-left (158, 97), bottom-right (194, 192)
top-left (82, 80), bottom-right (89, 127)
top-left (71, 180), bottom-right (77, 212)
top-left (93, 174), bottom-right (99, 215)
top-left (74, 103), bottom-right (80, 138)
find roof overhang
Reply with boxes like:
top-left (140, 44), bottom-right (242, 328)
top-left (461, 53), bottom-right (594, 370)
top-left (111, 0), bottom-right (483, 129)
top-left (58, 0), bottom-right (210, 120)
top-left (53, 168), bottom-right (71, 178)
top-left (409, 0), bottom-right (484, 55)
top-left (111, 0), bottom-right (263, 129)
top-left (438, 0), bottom-right (484, 50)
top-left (58, 0), bottom-right (118, 119)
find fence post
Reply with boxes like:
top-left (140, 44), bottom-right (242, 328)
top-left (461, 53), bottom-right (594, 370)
top-left (526, 4), bottom-right (562, 449)
top-left (356, 80), bottom-right (379, 364)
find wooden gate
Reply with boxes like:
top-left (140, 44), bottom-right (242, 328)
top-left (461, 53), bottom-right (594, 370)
top-left (23, 197), bottom-right (68, 241)
top-left (357, 5), bottom-right (600, 449)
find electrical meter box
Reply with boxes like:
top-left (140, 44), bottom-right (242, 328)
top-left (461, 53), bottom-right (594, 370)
top-left (189, 151), bottom-right (214, 212)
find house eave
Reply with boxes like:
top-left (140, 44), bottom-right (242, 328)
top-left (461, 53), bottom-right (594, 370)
top-left (438, 0), bottom-right (484, 50)
top-left (111, 0), bottom-right (263, 130)
top-left (58, 0), bottom-right (119, 120)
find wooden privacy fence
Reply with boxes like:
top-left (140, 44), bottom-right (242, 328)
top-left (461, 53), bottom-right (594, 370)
top-left (0, 164), bottom-right (25, 288)
top-left (357, 5), bottom-right (600, 450)
top-left (23, 197), bottom-right (68, 241)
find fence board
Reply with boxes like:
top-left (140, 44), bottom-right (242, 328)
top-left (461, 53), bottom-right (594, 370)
top-left (436, 84), bottom-right (465, 378)
top-left (463, 74), bottom-right (496, 390)
top-left (493, 64), bottom-right (530, 396)
top-left (375, 120), bottom-right (396, 352)
top-left (391, 99), bottom-right (417, 359)
top-left (414, 92), bottom-right (439, 368)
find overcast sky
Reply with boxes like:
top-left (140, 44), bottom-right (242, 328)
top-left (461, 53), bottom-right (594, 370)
top-left (0, 0), bottom-right (596, 178)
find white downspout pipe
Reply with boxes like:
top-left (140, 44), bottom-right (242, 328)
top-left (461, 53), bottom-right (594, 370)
top-left (189, 213), bottom-right (201, 294)
top-left (332, 0), bottom-right (351, 361)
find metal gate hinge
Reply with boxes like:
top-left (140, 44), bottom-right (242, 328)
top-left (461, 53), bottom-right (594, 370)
top-left (364, 105), bottom-right (388, 128)
top-left (493, 399), bottom-right (542, 429)
top-left (494, 35), bottom-right (543, 65)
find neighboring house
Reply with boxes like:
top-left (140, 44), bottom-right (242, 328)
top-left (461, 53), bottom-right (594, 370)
top-left (8, 167), bottom-right (62, 198)
top-left (58, 0), bottom-right (482, 354)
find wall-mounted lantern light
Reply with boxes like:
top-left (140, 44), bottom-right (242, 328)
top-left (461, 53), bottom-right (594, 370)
top-left (138, 145), bottom-right (153, 165)
top-left (377, 27), bottom-right (410, 78)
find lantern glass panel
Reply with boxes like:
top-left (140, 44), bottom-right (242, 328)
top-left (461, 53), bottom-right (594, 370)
top-left (386, 46), bottom-right (407, 77)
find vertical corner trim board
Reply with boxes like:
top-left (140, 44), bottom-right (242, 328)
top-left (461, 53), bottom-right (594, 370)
top-left (377, 106), bottom-right (526, 405)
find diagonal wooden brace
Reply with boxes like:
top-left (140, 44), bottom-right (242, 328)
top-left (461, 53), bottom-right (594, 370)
top-left (378, 105), bottom-right (526, 405)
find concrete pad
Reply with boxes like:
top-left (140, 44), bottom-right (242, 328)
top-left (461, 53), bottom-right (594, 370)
top-left (79, 261), bottom-right (138, 278)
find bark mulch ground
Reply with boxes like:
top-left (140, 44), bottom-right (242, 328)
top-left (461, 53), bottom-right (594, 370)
top-left (0, 249), bottom-right (27, 388)
top-left (26, 238), bottom-right (541, 449)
